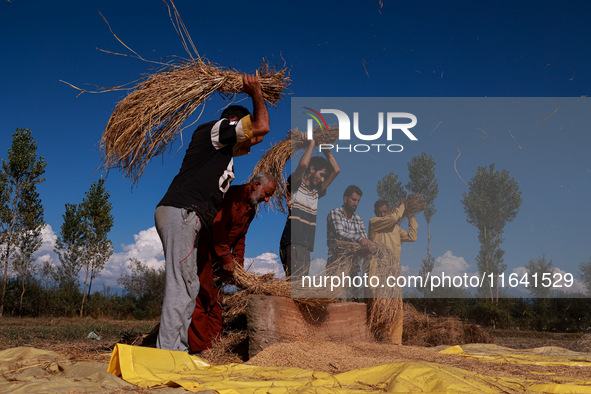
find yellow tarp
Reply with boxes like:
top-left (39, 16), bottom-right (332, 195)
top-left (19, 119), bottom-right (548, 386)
top-left (107, 343), bottom-right (591, 393)
top-left (440, 344), bottom-right (591, 367)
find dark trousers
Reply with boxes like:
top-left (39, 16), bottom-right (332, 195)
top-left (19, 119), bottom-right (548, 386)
top-left (280, 244), bottom-right (311, 278)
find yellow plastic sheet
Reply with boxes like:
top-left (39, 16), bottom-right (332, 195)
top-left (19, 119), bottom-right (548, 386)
top-left (440, 344), bottom-right (591, 367)
top-left (108, 343), bottom-right (591, 393)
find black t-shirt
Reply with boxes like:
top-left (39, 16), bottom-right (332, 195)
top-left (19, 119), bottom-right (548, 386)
top-left (158, 116), bottom-right (252, 229)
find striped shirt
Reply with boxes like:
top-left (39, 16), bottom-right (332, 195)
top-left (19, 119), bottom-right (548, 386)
top-left (280, 178), bottom-right (325, 251)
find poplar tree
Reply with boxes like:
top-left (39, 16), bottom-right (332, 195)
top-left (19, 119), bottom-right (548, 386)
top-left (461, 164), bottom-right (521, 303)
top-left (0, 128), bottom-right (46, 317)
top-left (53, 203), bottom-right (85, 291)
top-left (14, 187), bottom-right (44, 312)
top-left (406, 153), bottom-right (438, 285)
top-left (53, 179), bottom-right (114, 317)
top-left (377, 172), bottom-right (407, 210)
top-left (526, 255), bottom-right (554, 299)
top-left (79, 178), bottom-right (113, 317)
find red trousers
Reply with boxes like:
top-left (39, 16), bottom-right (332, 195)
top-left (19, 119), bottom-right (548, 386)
top-left (187, 241), bottom-right (222, 353)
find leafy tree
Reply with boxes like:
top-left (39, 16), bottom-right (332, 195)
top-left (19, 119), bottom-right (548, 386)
top-left (461, 164), bottom-right (521, 303)
top-left (14, 188), bottom-right (44, 312)
top-left (0, 128), bottom-right (46, 317)
top-left (79, 178), bottom-right (114, 317)
top-left (377, 172), bottom-right (407, 211)
top-left (526, 255), bottom-right (554, 299)
top-left (53, 203), bottom-right (85, 291)
top-left (118, 258), bottom-right (165, 319)
top-left (580, 257), bottom-right (591, 296)
top-left (406, 153), bottom-right (439, 285)
top-left (53, 179), bottom-right (114, 317)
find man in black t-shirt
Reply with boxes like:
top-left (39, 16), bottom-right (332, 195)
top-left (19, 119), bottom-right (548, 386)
top-left (155, 74), bottom-right (270, 352)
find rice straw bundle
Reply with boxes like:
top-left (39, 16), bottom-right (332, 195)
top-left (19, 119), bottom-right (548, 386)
top-left (367, 297), bottom-right (403, 340)
top-left (325, 240), bottom-right (403, 338)
top-left (250, 126), bottom-right (339, 213)
top-left (220, 289), bottom-right (249, 324)
top-left (100, 59), bottom-right (290, 182)
top-left (401, 194), bottom-right (427, 219)
top-left (232, 264), bottom-right (335, 306)
top-left (233, 264), bottom-right (291, 298)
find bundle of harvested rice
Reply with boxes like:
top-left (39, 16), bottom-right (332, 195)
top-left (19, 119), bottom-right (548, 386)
top-left (324, 241), bottom-right (403, 338)
top-left (401, 194), bottom-right (427, 219)
top-left (101, 59), bottom-right (290, 182)
top-left (232, 264), bottom-right (335, 306)
top-left (220, 289), bottom-right (249, 325)
top-left (367, 298), bottom-right (403, 341)
top-left (233, 264), bottom-right (291, 298)
top-left (250, 126), bottom-right (339, 213)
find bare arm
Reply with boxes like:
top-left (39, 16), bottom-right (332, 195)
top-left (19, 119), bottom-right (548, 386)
top-left (320, 149), bottom-right (340, 192)
top-left (292, 139), bottom-right (315, 182)
top-left (242, 74), bottom-right (270, 138)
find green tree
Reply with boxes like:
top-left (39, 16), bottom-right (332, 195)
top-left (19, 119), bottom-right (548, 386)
top-left (579, 257), bottom-right (591, 296)
top-left (53, 203), bottom-right (85, 291)
top-left (118, 258), bottom-right (165, 319)
top-left (377, 172), bottom-right (407, 211)
top-left (78, 178), bottom-right (114, 317)
top-left (461, 164), bottom-right (521, 303)
top-left (53, 179), bottom-right (114, 317)
top-left (14, 188), bottom-right (44, 312)
top-left (406, 153), bottom-right (439, 284)
top-left (526, 255), bottom-right (554, 299)
top-left (0, 128), bottom-right (47, 317)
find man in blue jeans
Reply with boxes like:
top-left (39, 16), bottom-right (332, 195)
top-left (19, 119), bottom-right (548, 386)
top-left (155, 74), bottom-right (270, 351)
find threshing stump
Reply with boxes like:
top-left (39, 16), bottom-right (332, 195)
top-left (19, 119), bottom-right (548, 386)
top-left (246, 295), bottom-right (370, 358)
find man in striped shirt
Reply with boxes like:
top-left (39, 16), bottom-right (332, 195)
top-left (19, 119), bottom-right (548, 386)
top-left (280, 138), bottom-right (340, 278)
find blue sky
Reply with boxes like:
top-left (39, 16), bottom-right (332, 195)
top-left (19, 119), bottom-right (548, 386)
top-left (1, 0), bottom-right (590, 295)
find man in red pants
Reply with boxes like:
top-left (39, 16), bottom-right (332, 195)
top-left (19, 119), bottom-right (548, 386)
top-left (188, 172), bottom-right (276, 353)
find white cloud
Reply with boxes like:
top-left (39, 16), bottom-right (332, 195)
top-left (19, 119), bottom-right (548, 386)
top-left (244, 252), bottom-right (284, 278)
top-left (309, 258), bottom-right (327, 276)
top-left (100, 227), bottom-right (165, 288)
top-left (30, 224), bottom-right (58, 269)
top-left (432, 250), bottom-right (471, 277)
